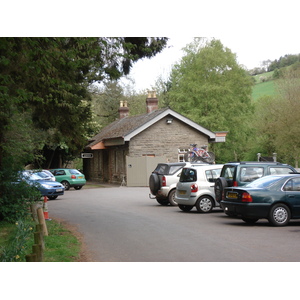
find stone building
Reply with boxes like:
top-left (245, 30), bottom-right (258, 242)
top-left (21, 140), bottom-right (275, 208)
top-left (83, 92), bottom-right (227, 186)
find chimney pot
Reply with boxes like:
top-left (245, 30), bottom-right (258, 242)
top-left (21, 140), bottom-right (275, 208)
top-left (146, 90), bottom-right (158, 113)
top-left (119, 100), bottom-right (129, 119)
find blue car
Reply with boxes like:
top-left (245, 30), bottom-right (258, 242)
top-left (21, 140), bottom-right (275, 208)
top-left (21, 171), bottom-right (65, 200)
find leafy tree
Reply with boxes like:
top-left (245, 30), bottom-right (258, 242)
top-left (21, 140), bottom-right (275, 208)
top-left (0, 37), bottom-right (168, 213)
top-left (252, 66), bottom-right (300, 167)
top-left (0, 37), bottom-right (168, 169)
top-left (166, 38), bottom-right (253, 162)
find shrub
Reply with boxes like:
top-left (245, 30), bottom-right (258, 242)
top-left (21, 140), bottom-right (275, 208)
top-left (0, 218), bottom-right (34, 262)
top-left (0, 171), bottom-right (41, 223)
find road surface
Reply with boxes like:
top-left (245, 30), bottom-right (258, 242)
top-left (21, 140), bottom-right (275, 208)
top-left (48, 186), bottom-right (300, 262)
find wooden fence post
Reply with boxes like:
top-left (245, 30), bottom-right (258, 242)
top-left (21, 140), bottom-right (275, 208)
top-left (25, 253), bottom-right (37, 262)
top-left (37, 207), bottom-right (48, 236)
top-left (32, 244), bottom-right (44, 262)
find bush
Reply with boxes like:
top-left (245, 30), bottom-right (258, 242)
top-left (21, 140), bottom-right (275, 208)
top-left (0, 218), bottom-right (34, 262)
top-left (0, 171), bottom-right (41, 223)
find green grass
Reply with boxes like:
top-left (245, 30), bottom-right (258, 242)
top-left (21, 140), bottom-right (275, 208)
top-left (0, 219), bottom-right (82, 262)
top-left (252, 80), bottom-right (277, 101)
top-left (43, 220), bottom-right (81, 262)
top-left (251, 70), bottom-right (278, 101)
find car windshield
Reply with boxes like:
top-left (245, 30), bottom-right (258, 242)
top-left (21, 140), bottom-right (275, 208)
top-left (69, 169), bottom-right (82, 175)
top-left (22, 171), bottom-right (44, 181)
top-left (35, 171), bottom-right (51, 179)
top-left (245, 175), bottom-right (283, 188)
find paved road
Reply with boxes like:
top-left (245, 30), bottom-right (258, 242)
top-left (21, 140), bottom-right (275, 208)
top-left (48, 186), bottom-right (300, 262)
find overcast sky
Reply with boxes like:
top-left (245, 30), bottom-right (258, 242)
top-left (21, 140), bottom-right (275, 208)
top-left (2, 1), bottom-right (299, 93)
top-left (124, 36), bottom-right (300, 92)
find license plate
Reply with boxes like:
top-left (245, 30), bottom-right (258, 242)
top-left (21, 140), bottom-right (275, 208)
top-left (227, 192), bottom-right (238, 199)
top-left (179, 190), bottom-right (186, 195)
top-left (78, 176), bottom-right (83, 179)
top-left (56, 188), bottom-right (63, 192)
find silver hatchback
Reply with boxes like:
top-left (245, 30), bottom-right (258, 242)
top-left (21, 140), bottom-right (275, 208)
top-left (175, 164), bottom-right (223, 213)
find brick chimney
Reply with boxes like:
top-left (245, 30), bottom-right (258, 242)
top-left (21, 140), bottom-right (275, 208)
top-left (118, 100), bottom-right (129, 119)
top-left (146, 91), bottom-right (158, 113)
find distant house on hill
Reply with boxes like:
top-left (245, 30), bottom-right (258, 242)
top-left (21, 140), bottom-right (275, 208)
top-left (83, 92), bottom-right (227, 186)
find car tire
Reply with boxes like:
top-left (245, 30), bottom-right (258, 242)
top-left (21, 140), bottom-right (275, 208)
top-left (196, 196), bottom-right (213, 213)
top-left (74, 186), bottom-right (82, 190)
top-left (48, 196), bottom-right (58, 200)
top-left (215, 177), bottom-right (228, 202)
top-left (242, 217), bottom-right (259, 224)
top-left (149, 173), bottom-right (160, 195)
top-left (178, 204), bottom-right (193, 212)
top-left (156, 198), bottom-right (169, 206)
top-left (61, 180), bottom-right (70, 191)
top-left (268, 203), bottom-right (290, 226)
top-left (168, 189), bottom-right (177, 206)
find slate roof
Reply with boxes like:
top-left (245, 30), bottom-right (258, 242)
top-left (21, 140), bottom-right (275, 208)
top-left (86, 107), bottom-right (217, 149)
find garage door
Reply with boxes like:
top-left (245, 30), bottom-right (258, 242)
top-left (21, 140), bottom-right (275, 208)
top-left (126, 156), bottom-right (166, 186)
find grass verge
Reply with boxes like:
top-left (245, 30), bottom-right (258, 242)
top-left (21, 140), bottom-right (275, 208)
top-left (0, 218), bottom-right (82, 262)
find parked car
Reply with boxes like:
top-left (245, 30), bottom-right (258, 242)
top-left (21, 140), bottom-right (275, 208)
top-left (149, 162), bottom-right (210, 206)
top-left (149, 162), bottom-right (187, 206)
top-left (214, 162), bottom-right (297, 203)
top-left (20, 171), bottom-right (64, 200)
top-left (50, 168), bottom-right (86, 190)
top-left (220, 174), bottom-right (300, 226)
top-left (175, 164), bottom-right (223, 212)
top-left (31, 170), bottom-right (56, 181)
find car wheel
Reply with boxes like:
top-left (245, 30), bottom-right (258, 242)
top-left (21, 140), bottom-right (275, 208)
top-left (156, 198), bottom-right (169, 206)
top-left (61, 180), bottom-right (70, 191)
top-left (149, 173), bottom-right (160, 195)
top-left (214, 177), bottom-right (228, 202)
top-left (168, 189), bottom-right (177, 206)
top-left (242, 217), bottom-right (259, 224)
top-left (74, 186), bottom-right (82, 190)
top-left (48, 196), bottom-right (58, 200)
top-left (178, 204), bottom-right (193, 212)
top-left (196, 196), bottom-right (213, 213)
top-left (268, 203), bottom-right (290, 226)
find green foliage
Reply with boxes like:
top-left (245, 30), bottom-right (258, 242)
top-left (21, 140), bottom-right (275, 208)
top-left (0, 37), bottom-right (168, 170)
top-left (166, 38), bottom-right (253, 162)
top-left (268, 54), bottom-right (300, 71)
top-left (251, 67), bottom-right (300, 167)
top-left (0, 165), bottom-right (41, 222)
top-left (0, 218), bottom-right (82, 262)
top-left (0, 218), bottom-right (34, 262)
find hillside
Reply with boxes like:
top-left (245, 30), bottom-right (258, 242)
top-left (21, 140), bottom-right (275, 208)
top-left (252, 71), bottom-right (276, 101)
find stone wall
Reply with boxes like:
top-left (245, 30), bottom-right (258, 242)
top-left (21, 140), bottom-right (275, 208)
top-left (129, 116), bottom-right (208, 162)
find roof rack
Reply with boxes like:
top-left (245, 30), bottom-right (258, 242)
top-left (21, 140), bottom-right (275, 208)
top-left (227, 161), bottom-right (285, 165)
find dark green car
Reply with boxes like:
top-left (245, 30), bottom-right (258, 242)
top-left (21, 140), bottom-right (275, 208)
top-left (220, 174), bottom-right (300, 226)
top-left (50, 168), bottom-right (86, 190)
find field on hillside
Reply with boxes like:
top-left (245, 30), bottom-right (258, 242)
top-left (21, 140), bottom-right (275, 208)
top-left (252, 80), bottom-right (277, 101)
top-left (251, 71), bottom-right (277, 101)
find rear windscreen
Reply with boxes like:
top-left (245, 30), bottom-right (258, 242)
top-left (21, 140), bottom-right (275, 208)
top-left (180, 168), bottom-right (197, 182)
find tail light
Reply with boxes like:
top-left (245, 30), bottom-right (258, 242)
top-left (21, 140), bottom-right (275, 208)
top-left (191, 184), bottom-right (198, 193)
top-left (242, 192), bottom-right (253, 202)
top-left (71, 175), bottom-right (76, 179)
top-left (233, 181), bottom-right (238, 187)
top-left (162, 176), bottom-right (166, 186)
